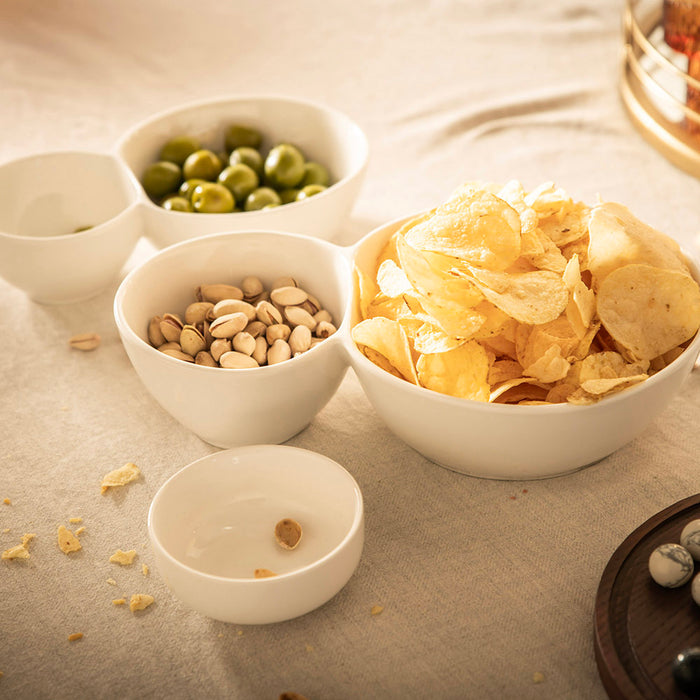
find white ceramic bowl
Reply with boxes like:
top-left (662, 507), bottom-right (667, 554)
top-left (148, 445), bottom-right (364, 624)
top-left (116, 95), bottom-right (369, 248)
top-left (114, 229), bottom-right (351, 448)
top-left (347, 215), bottom-right (700, 480)
top-left (0, 151), bottom-right (142, 303)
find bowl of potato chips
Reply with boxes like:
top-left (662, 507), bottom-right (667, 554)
top-left (349, 180), bottom-right (700, 479)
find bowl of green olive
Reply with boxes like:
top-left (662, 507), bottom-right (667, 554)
top-left (116, 95), bottom-right (369, 248)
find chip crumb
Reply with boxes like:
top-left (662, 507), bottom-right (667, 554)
top-left (217, 632), bottom-right (224, 638)
top-left (254, 568), bottom-right (277, 578)
top-left (237, 630), bottom-right (244, 636)
top-left (522, 489), bottom-right (529, 494)
top-left (69, 517), bottom-right (82, 524)
top-left (1, 544), bottom-right (30, 560)
top-left (67, 632), bottom-right (83, 642)
top-left (279, 692), bottom-right (309, 700)
top-left (75, 526), bottom-right (86, 536)
top-left (3, 498), bottom-right (10, 505)
top-left (533, 671), bottom-right (545, 684)
top-left (101, 462), bottom-right (141, 494)
top-left (305, 644), bottom-right (314, 652)
top-left (509, 495), bottom-right (517, 500)
top-left (57, 525), bottom-right (81, 554)
top-left (21, 533), bottom-right (36, 547)
top-left (106, 578), bottom-right (117, 586)
top-left (109, 549), bottom-right (137, 566)
top-left (129, 593), bottom-right (154, 612)
top-left (2, 528), bottom-right (9, 534)
top-left (142, 563), bottom-right (149, 576)
top-left (69, 332), bottom-right (100, 351)
top-left (112, 598), bottom-right (126, 606)
top-left (370, 605), bottom-right (384, 616)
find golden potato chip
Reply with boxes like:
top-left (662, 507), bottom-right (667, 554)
top-left (411, 322), bottom-right (465, 354)
top-left (416, 341), bottom-right (490, 401)
top-left (525, 230), bottom-right (568, 273)
top-left (597, 264), bottom-right (700, 360)
top-left (490, 379), bottom-right (551, 404)
top-left (404, 189), bottom-right (521, 271)
top-left (588, 202), bottom-right (690, 287)
top-left (376, 259), bottom-right (412, 298)
top-left (352, 317), bottom-right (418, 384)
top-left (488, 359), bottom-right (523, 385)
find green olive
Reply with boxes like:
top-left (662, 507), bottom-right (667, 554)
top-left (296, 184), bottom-right (327, 200)
top-left (264, 144), bottom-right (305, 189)
top-left (162, 196), bottom-right (194, 212)
top-left (218, 164), bottom-right (259, 204)
top-left (191, 182), bottom-right (236, 213)
top-left (278, 188), bottom-right (300, 204)
top-left (178, 178), bottom-right (208, 201)
top-left (224, 124), bottom-right (263, 152)
top-left (159, 135), bottom-right (201, 166)
top-left (182, 149), bottom-right (223, 181)
top-left (244, 187), bottom-right (282, 211)
top-left (142, 161), bottom-right (182, 200)
top-left (229, 147), bottom-right (264, 178)
top-left (299, 161), bottom-right (330, 188)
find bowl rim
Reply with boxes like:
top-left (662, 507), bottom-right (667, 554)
top-left (113, 227), bottom-right (352, 375)
top-left (114, 93), bottom-right (370, 218)
top-left (0, 149), bottom-right (142, 242)
top-left (347, 212), bottom-right (700, 414)
top-left (147, 444), bottom-right (364, 584)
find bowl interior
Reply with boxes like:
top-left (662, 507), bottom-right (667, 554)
top-left (116, 230), bottom-right (351, 349)
top-left (149, 446), bottom-right (363, 579)
top-left (117, 95), bottom-right (368, 196)
top-left (0, 151), bottom-right (139, 237)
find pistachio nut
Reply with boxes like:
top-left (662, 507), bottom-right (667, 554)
top-left (219, 351), bottom-right (259, 369)
top-left (232, 331), bottom-right (256, 356)
top-left (148, 316), bottom-right (166, 347)
top-left (160, 313), bottom-right (184, 343)
top-left (272, 276), bottom-right (297, 290)
top-left (270, 285), bottom-right (308, 307)
top-left (241, 275), bottom-right (264, 300)
top-left (195, 350), bottom-right (217, 367)
top-left (209, 312), bottom-right (248, 338)
top-left (209, 338), bottom-right (232, 362)
top-left (244, 320), bottom-right (267, 338)
top-left (267, 338), bottom-right (292, 365)
top-left (313, 309), bottom-right (333, 325)
top-left (69, 332), bottom-right (101, 351)
top-left (184, 301), bottom-right (214, 325)
top-left (160, 347), bottom-right (194, 362)
top-left (157, 341), bottom-right (181, 352)
top-left (315, 320), bottom-right (337, 339)
top-left (265, 323), bottom-right (291, 344)
top-left (255, 300), bottom-right (283, 326)
top-left (180, 324), bottom-right (206, 357)
top-left (305, 293), bottom-right (322, 314)
top-left (288, 325), bottom-right (312, 355)
top-left (252, 336), bottom-right (268, 365)
top-left (284, 305), bottom-right (317, 330)
top-left (198, 284), bottom-right (243, 304)
top-left (213, 298), bottom-right (257, 321)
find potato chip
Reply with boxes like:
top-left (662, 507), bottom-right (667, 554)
top-left (352, 317), bottom-right (418, 384)
top-left (416, 341), bottom-right (490, 401)
top-left (597, 264), bottom-right (700, 360)
top-left (588, 202), bottom-right (690, 287)
top-left (353, 180), bottom-right (700, 406)
top-left (404, 189), bottom-right (521, 271)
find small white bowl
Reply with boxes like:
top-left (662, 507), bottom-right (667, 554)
top-left (347, 215), bottom-right (700, 480)
top-left (114, 229), bottom-right (351, 448)
top-left (0, 151), bottom-right (141, 303)
top-left (116, 95), bottom-right (369, 248)
top-left (148, 445), bottom-right (364, 624)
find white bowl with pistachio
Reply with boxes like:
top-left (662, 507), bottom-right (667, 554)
top-left (114, 229), bottom-right (352, 448)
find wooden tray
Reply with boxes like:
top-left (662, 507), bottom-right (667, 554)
top-left (594, 494), bottom-right (700, 699)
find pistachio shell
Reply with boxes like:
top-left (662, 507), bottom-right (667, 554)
top-left (213, 298), bottom-right (257, 321)
top-left (315, 321), bottom-right (337, 339)
top-left (160, 313), bottom-right (184, 343)
top-left (265, 323), bottom-right (291, 344)
top-left (69, 332), bottom-right (101, 351)
top-left (267, 338), bottom-right (292, 365)
top-left (256, 300), bottom-right (283, 326)
top-left (241, 276), bottom-right (264, 299)
top-left (180, 324), bottom-right (206, 356)
top-left (148, 316), bottom-right (166, 347)
top-left (284, 305), bottom-right (317, 330)
top-left (271, 276), bottom-right (297, 290)
top-left (219, 351), bottom-right (259, 369)
top-left (270, 285), bottom-right (308, 306)
top-left (244, 320), bottom-right (267, 338)
top-left (252, 336), bottom-right (268, 365)
top-left (195, 350), bottom-right (217, 367)
top-left (209, 312), bottom-right (248, 338)
top-left (313, 309), bottom-right (333, 325)
top-left (274, 518), bottom-right (302, 550)
top-left (160, 347), bottom-right (194, 362)
top-left (185, 302), bottom-right (214, 325)
top-left (288, 325), bottom-right (312, 354)
top-left (199, 284), bottom-right (243, 304)
top-left (232, 331), bottom-right (256, 356)
top-left (209, 338), bottom-right (232, 362)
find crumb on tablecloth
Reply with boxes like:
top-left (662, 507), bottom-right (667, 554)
top-left (109, 549), bottom-right (137, 566)
top-left (101, 463), bottom-right (141, 494)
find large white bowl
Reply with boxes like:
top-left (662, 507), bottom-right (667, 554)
top-left (0, 151), bottom-right (141, 303)
top-left (148, 445), bottom-right (364, 624)
top-left (116, 95), bottom-right (369, 248)
top-left (347, 215), bottom-right (700, 480)
top-left (114, 229), bottom-right (351, 448)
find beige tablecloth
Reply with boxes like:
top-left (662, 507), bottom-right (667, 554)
top-left (2, 1), bottom-right (700, 698)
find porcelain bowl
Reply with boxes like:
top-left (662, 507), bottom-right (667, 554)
top-left (0, 151), bottom-right (141, 303)
top-left (116, 95), bottom-right (369, 248)
top-left (347, 215), bottom-right (700, 480)
top-left (113, 229), bottom-right (351, 448)
top-left (148, 445), bottom-right (364, 624)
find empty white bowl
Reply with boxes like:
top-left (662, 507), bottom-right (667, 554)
top-left (148, 445), bottom-right (364, 624)
top-left (116, 94), bottom-right (369, 248)
top-left (347, 215), bottom-right (700, 480)
top-left (113, 229), bottom-right (351, 448)
top-left (0, 151), bottom-right (141, 303)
